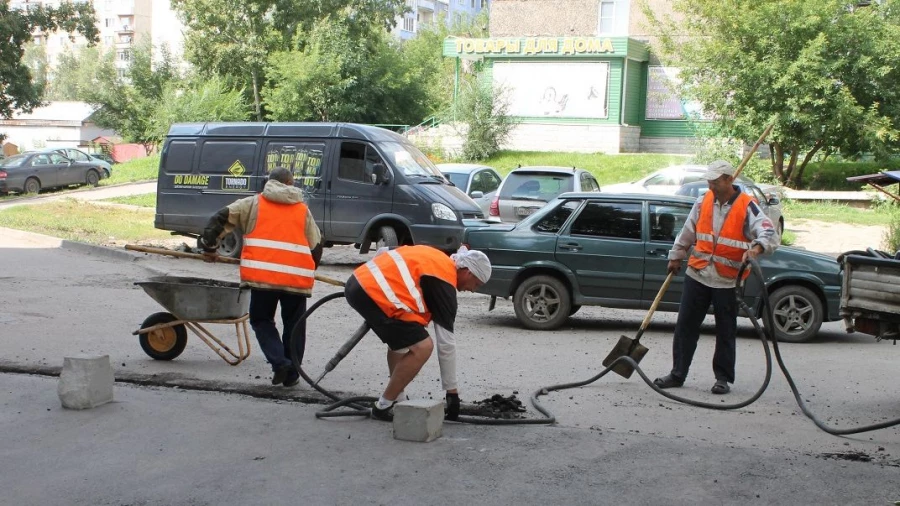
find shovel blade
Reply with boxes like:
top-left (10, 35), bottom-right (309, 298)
top-left (602, 335), bottom-right (650, 379)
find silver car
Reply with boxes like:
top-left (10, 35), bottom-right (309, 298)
top-left (437, 163), bottom-right (503, 217)
top-left (674, 180), bottom-right (784, 234)
top-left (490, 166), bottom-right (600, 222)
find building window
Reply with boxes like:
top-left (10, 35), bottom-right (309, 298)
top-left (104, 36), bottom-right (113, 45)
top-left (599, 1), bottom-right (615, 34)
top-left (403, 15), bottom-right (415, 32)
top-left (118, 50), bottom-right (131, 61)
top-left (105, 18), bottom-right (114, 27)
top-left (117, 68), bottom-right (127, 79)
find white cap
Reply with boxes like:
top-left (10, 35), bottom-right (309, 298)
top-left (451, 245), bottom-right (492, 283)
top-left (701, 160), bottom-right (736, 180)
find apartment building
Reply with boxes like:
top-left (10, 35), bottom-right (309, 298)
top-left (393, 0), bottom-right (491, 40)
top-left (443, 0), bottom-right (698, 154)
top-left (12, 0), bottom-right (184, 76)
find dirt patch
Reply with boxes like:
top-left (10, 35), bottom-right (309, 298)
top-left (787, 219), bottom-right (889, 257)
top-left (462, 393), bottom-right (529, 419)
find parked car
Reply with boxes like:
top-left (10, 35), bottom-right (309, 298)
top-left (675, 180), bottom-right (785, 234)
top-left (489, 166), bottom-right (600, 222)
top-left (601, 164), bottom-right (777, 197)
top-left (463, 192), bottom-right (842, 343)
top-left (0, 151), bottom-right (109, 195)
top-left (90, 152), bottom-right (117, 165)
top-left (44, 148), bottom-right (113, 178)
top-left (437, 163), bottom-right (503, 217)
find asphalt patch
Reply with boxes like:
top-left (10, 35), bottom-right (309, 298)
top-left (461, 393), bottom-right (528, 419)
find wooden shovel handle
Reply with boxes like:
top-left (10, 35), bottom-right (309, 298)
top-left (638, 271), bottom-right (674, 331)
top-left (732, 123), bottom-right (774, 180)
top-left (124, 244), bottom-right (346, 287)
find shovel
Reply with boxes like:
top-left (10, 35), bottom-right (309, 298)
top-left (602, 271), bottom-right (674, 379)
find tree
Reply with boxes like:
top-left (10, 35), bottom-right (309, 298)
top-left (646, 0), bottom-right (900, 187)
top-left (455, 82), bottom-right (515, 161)
top-left (171, 0), bottom-right (406, 121)
top-left (149, 76), bottom-right (250, 143)
top-left (0, 1), bottom-right (98, 119)
top-left (263, 17), bottom-right (429, 125)
top-left (45, 45), bottom-right (108, 101)
top-left (85, 40), bottom-right (181, 153)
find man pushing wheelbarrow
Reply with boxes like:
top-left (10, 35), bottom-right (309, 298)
top-left (199, 167), bottom-right (323, 387)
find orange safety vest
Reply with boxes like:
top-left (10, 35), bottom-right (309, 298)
top-left (688, 191), bottom-right (753, 279)
top-left (240, 196), bottom-right (315, 290)
top-left (353, 245), bottom-right (458, 326)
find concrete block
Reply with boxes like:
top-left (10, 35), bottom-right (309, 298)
top-left (393, 399), bottom-right (444, 443)
top-left (58, 355), bottom-right (114, 410)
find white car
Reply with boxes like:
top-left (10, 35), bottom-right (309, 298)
top-left (437, 163), bottom-right (503, 216)
top-left (601, 164), bottom-right (778, 197)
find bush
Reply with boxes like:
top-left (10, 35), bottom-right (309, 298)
top-left (454, 83), bottom-right (516, 161)
top-left (883, 212), bottom-right (900, 255)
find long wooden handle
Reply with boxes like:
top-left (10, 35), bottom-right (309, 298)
top-left (639, 271), bottom-right (674, 331)
top-left (124, 244), bottom-right (346, 287)
top-left (732, 123), bottom-right (774, 180)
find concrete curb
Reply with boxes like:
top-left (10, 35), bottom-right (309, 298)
top-left (60, 239), bottom-right (144, 262)
top-left (0, 361), bottom-right (337, 405)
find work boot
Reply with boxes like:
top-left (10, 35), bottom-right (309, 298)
top-left (370, 401), bottom-right (396, 422)
top-left (283, 368), bottom-right (300, 387)
top-left (653, 373), bottom-right (684, 389)
top-left (271, 365), bottom-right (291, 386)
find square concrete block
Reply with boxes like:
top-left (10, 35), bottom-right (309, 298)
top-left (58, 355), bottom-right (114, 410)
top-left (393, 399), bottom-right (444, 443)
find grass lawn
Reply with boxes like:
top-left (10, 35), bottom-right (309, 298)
top-left (106, 193), bottom-right (156, 207)
top-left (0, 199), bottom-right (170, 245)
top-left (783, 200), bottom-right (899, 226)
top-left (481, 151), bottom-right (689, 186)
top-left (102, 154), bottom-right (160, 185)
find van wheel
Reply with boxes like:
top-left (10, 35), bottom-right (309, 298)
top-left (375, 226), bottom-right (399, 250)
top-left (217, 230), bottom-right (243, 258)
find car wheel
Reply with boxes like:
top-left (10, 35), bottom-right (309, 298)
top-left (767, 285), bottom-right (823, 343)
top-left (375, 225), bottom-right (399, 250)
top-left (217, 230), bottom-right (243, 258)
top-left (86, 169), bottom-right (100, 187)
top-left (138, 312), bottom-right (188, 360)
top-left (513, 275), bottom-right (571, 330)
top-left (24, 177), bottom-right (41, 194)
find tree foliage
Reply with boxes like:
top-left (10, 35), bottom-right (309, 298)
top-left (263, 17), bottom-right (428, 125)
top-left (171, 0), bottom-right (406, 120)
top-left (455, 82), bottom-right (516, 161)
top-left (646, 0), bottom-right (900, 187)
top-left (149, 76), bottom-right (250, 143)
top-left (0, 1), bottom-right (98, 119)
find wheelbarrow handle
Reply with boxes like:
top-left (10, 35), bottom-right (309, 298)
top-left (124, 244), bottom-right (346, 287)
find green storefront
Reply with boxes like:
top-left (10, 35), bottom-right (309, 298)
top-left (443, 36), bottom-right (699, 153)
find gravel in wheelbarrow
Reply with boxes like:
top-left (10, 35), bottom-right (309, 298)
top-left (135, 276), bottom-right (249, 321)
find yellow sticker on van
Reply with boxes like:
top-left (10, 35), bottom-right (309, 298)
top-left (173, 174), bottom-right (210, 188)
top-left (228, 160), bottom-right (247, 176)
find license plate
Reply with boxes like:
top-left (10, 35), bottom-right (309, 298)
top-left (516, 206), bottom-right (538, 217)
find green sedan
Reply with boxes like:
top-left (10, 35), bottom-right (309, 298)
top-left (463, 192), bottom-right (843, 343)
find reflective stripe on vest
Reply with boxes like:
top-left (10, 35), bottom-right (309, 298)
top-left (353, 245), bottom-right (457, 326)
top-left (688, 191), bottom-right (753, 279)
top-left (240, 196), bottom-right (315, 290)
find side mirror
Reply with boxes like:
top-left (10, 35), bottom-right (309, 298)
top-left (470, 190), bottom-right (484, 199)
top-left (373, 163), bottom-right (391, 185)
top-left (767, 197), bottom-right (780, 206)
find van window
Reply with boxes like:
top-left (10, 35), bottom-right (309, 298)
top-left (164, 141), bottom-right (196, 173)
top-left (339, 142), bottom-right (385, 184)
top-left (199, 141), bottom-right (257, 175)
top-left (265, 142), bottom-right (325, 192)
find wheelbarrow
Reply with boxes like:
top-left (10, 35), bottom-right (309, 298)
top-left (133, 276), bottom-right (253, 365)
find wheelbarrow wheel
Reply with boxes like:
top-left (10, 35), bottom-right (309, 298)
top-left (139, 312), bottom-right (188, 360)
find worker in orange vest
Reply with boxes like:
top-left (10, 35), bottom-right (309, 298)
top-left (200, 167), bottom-right (322, 387)
top-left (345, 244), bottom-right (492, 422)
top-left (654, 160), bottom-right (780, 395)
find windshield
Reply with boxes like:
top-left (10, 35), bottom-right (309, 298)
top-left (378, 141), bottom-right (444, 178)
top-left (0, 155), bottom-right (28, 168)
top-left (499, 173), bottom-right (574, 200)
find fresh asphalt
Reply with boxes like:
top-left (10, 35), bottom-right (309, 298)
top-left (0, 184), bottom-right (898, 504)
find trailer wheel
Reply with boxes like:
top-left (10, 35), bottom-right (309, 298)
top-left (767, 285), bottom-right (823, 343)
top-left (139, 312), bottom-right (188, 360)
top-left (217, 229), bottom-right (243, 258)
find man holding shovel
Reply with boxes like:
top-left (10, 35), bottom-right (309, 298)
top-left (200, 167), bottom-right (323, 387)
top-left (654, 160), bottom-right (779, 394)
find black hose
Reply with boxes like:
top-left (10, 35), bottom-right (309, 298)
top-left (293, 260), bottom-right (900, 434)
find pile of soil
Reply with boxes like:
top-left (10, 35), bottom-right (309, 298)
top-left (461, 394), bottom-right (528, 419)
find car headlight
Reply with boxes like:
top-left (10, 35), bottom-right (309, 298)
top-left (432, 203), bottom-right (457, 221)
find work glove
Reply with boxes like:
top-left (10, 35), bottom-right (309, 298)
top-left (445, 392), bottom-right (460, 421)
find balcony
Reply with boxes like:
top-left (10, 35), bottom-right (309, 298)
top-left (418, 0), bottom-right (436, 11)
top-left (117, 24), bottom-right (134, 34)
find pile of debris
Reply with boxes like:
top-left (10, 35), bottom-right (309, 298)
top-left (462, 394), bottom-right (528, 419)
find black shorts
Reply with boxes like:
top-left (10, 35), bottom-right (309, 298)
top-left (344, 275), bottom-right (429, 351)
